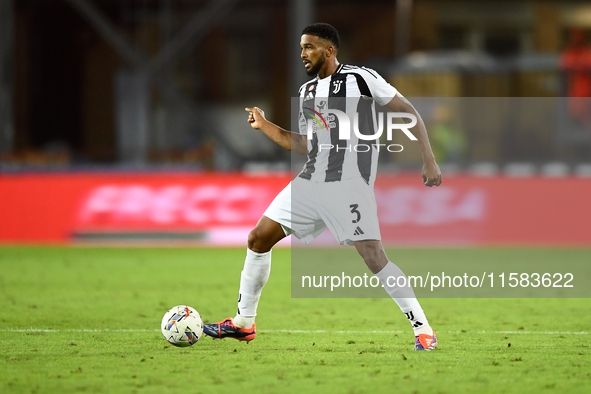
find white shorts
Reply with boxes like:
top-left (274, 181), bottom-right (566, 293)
top-left (264, 176), bottom-right (381, 246)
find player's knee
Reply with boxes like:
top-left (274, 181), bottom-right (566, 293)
top-left (358, 246), bottom-right (387, 274)
top-left (247, 228), bottom-right (271, 253)
top-left (247, 229), bottom-right (259, 250)
top-left (363, 256), bottom-right (382, 273)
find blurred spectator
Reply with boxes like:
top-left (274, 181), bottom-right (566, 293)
top-left (429, 104), bottom-right (467, 163)
top-left (560, 29), bottom-right (591, 124)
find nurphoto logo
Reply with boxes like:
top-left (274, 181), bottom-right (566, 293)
top-left (303, 104), bottom-right (418, 153)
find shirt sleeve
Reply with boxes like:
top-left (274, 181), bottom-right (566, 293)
top-left (297, 109), bottom-right (307, 135)
top-left (296, 86), bottom-right (308, 135)
top-left (363, 68), bottom-right (398, 106)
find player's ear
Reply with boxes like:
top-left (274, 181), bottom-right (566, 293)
top-left (326, 45), bottom-right (335, 57)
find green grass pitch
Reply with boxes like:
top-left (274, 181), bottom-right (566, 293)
top-left (1, 246), bottom-right (590, 393)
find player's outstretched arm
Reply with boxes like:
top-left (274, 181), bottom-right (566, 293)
top-left (245, 107), bottom-right (307, 156)
top-left (386, 94), bottom-right (442, 187)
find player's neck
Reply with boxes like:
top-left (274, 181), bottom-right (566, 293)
top-left (318, 59), bottom-right (340, 80)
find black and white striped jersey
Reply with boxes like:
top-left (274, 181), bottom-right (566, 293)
top-left (296, 64), bottom-right (398, 184)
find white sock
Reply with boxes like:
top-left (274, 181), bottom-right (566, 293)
top-left (234, 248), bottom-right (271, 328)
top-left (375, 261), bottom-right (432, 335)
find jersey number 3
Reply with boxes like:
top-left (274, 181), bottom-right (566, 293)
top-left (350, 204), bottom-right (361, 223)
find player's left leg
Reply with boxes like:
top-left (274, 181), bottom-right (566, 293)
top-left (354, 240), bottom-right (437, 350)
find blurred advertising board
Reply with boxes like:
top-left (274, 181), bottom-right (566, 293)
top-left (0, 173), bottom-right (589, 246)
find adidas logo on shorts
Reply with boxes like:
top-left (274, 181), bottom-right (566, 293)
top-left (353, 226), bottom-right (364, 236)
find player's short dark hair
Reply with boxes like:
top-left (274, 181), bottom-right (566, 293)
top-left (302, 23), bottom-right (340, 51)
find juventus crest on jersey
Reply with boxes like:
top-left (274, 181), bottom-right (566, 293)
top-left (297, 64), bottom-right (398, 184)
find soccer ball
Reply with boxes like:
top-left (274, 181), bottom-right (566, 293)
top-left (161, 305), bottom-right (203, 347)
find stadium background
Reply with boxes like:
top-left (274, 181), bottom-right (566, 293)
top-left (1, 0), bottom-right (591, 245)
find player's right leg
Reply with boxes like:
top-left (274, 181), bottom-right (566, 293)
top-left (204, 178), bottom-right (325, 342)
top-left (203, 216), bottom-right (285, 342)
top-left (247, 215), bottom-right (287, 253)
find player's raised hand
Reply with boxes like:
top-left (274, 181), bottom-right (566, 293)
top-left (422, 161), bottom-right (442, 187)
top-left (245, 107), bottom-right (266, 130)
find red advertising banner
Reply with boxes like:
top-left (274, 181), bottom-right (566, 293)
top-left (374, 176), bottom-right (591, 246)
top-left (0, 173), bottom-right (590, 246)
top-left (0, 173), bottom-right (289, 244)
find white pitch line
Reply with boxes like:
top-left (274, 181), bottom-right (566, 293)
top-left (0, 328), bottom-right (589, 335)
top-left (262, 330), bottom-right (591, 335)
top-left (0, 328), bottom-right (159, 333)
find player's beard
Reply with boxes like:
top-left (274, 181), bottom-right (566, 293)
top-left (305, 55), bottom-right (325, 76)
